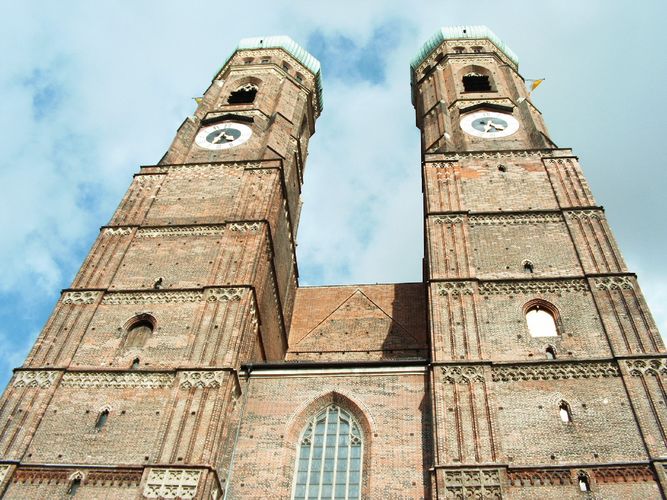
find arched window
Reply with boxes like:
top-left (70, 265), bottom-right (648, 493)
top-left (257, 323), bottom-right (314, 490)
top-left (292, 405), bottom-right (363, 500)
top-left (559, 401), bottom-right (572, 423)
top-left (578, 472), bottom-right (591, 492)
top-left (131, 357), bottom-right (140, 370)
top-left (463, 72), bottom-right (491, 92)
top-left (95, 409), bottom-right (109, 431)
top-left (125, 315), bottom-right (155, 349)
top-left (227, 83), bottom-right (258, 104)
top-left (523, 260), bottom-right (534, 273)
top-left (524, 301), bottom-right (559, 338)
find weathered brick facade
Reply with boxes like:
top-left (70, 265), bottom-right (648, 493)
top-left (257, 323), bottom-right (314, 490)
top-left (0, 27), bottom-right (665, 499)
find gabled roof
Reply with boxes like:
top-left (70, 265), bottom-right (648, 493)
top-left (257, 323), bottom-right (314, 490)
top-left (411, 25), bottom-right (519, 71)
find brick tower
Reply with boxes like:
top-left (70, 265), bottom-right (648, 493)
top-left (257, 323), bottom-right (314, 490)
top-left (1, 27), bottom-right (666, 500)
top-left (412, 26), bottom-right (667, 498)
top-left (0, 36), bottom-right (322, 498)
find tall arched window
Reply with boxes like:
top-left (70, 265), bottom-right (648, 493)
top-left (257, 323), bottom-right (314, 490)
top-left (292, 405), bottom-right (363, 500)
top-left (524, 301), bottom-right (559, 337)
top-left (124, 315), bottom-right (154, 349)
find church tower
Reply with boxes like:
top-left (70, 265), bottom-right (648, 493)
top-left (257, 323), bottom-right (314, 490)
top-left (0, 36), bottom-right (322, 498)
top-left (412, 26), bottom-right (667, 497)
top-left (1, 26), bottom-right (666, 500)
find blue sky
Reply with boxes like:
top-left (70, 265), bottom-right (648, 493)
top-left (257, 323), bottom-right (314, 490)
top-left (1, 1), bottom-right (666, 388)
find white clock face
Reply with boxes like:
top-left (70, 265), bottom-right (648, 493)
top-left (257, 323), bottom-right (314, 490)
top-left (195, 122), bottom-right (252, 150)
top-left (460, 111), bottom-right (520, 139)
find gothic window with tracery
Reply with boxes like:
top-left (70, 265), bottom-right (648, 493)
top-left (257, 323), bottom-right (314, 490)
top-left (292, 405), bottom-right (363, 500)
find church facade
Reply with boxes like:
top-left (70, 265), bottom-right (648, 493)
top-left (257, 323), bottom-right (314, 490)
top-left (0, 26), bottom-right (666, 499)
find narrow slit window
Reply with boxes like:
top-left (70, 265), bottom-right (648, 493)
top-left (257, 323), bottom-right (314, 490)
top-left (463, 73), bottom-right (491, 92)
top-left (67, 477), bottom-right (81, 496)
top-left (95, 409), bottom-right (109, 431)
top-left (559, 401), bottom-right (572, 423)
top-left (292, 405), bottom-right (363, 500)
top-left (131, 358), bottom-right (140, 370)
top-left (227, 83), bottom-right (258, 104)
top-left (578, 472), bottom-right (591, 492)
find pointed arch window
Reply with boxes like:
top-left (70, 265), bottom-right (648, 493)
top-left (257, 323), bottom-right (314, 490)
top-left (559, 401), bottom-right (573, 423)
top-left (124, 315), bottom-right (155, 349)
top-left (292, 405), bottom-right (363, 500)
top-left (524, 301), bottom-right (559, 338)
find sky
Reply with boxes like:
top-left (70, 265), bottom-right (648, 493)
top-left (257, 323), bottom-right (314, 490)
top-left (0, 0), bottom-right (666, 388)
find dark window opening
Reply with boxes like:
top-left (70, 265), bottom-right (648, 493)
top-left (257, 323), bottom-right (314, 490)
top-left (497, 164), bottom-right (507, 172)
top-left (227, 85), bottom-right (258, 104)
top-left (68, 478), bottom-right (81, 496)
top-left (95, 410), bottom-right (109, 431)
top-left (463, 73), bottom-right (491, 92)
top-left (523, 261), bottom-right (534, 273)
top-left (559, 401), bottom-right (572, 423)
top-left (546, 346), bottom-right (557, 360)
top-left (131, 358), bottom-right (140, 370)
top-left (578, 472), bottom-right (591, 492)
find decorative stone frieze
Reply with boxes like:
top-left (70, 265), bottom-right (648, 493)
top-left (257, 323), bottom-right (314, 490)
top-left (102, 227), bottom-right (133, 236)
top-left (468, 212), bottom-right (562, 226)
top-left (491, 361), bottom-right (619, 382)
top-left (228, 221), bottom-right (263, 232)
top-left (437, 149), bottom-right (555, 162)
top-left (205, 287), bottom-right (245, 302)
top-left (625, 358), bottom-right (667, 377)
top-left (136, 225), bottom-right (227, 237)
top-left (441, 365), bottom-right (485, 384)
top-left (450, 98), bottom-right (515, 110)
top-left (591, 465), bottom-right (655, 483)
top-left (179, 371), bottom-right (227, 389)
top-left (143, 468), bottom-right (202, 499)
top-left (62, 291), bottom-right (102, 305)
top-left (433, 215), bottom-right (465, 224)
top-left (564, 209), bottom-right (604, 221)
top-left (441, 468), bottom-right (502, 499)
top-left (12, 370), bottom-right (59, 388)
top-left (61, 372), bottom-right (174, 389)
top-left (102, 290), bottom-right (203, 305)
top-left (593, 276), bottom-right (634, 291)
top-left (437, 282), bottom-right (475, 296)
top-left (479, 279), bottom-right (588, 296)
top-left (507, 468), bottom-right (572, 486)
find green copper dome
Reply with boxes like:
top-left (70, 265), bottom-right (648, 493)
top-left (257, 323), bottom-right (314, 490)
top-left (218, 35), bottom-right (323, 113)
top-left (411, 25), bottom-right (519, 71)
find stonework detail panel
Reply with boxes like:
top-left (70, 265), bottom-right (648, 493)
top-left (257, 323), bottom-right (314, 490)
top-left (507, 468), bottom-right (572, 486)
top-left (491, 361), bottom-right (620, 382)
top-left (431, 282), bottom-right (483, 360)
top-left (144, 468), bottom-right (202, 499)
top-left (468, 212), bottom-right (562, 226)
top-left (179, 371), bottom-right (227, 388)
top-left (439, 468), bottom-right (502, 499)
top-left (60, 371), bottom-right (175, 388)
top-left (428, 216), bottom-right (473, 279)
top-left (136, 225), bottom-right (227, 237)
top-left (424, 163), bottom-right (464, 213)
top-left (12, 370), bottom-right (58, 388)
top-left (62, 291), bottom-right (102, 305)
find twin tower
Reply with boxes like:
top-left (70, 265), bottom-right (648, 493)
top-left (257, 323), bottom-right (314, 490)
top-left (0, 26), bottom-right (666, 499)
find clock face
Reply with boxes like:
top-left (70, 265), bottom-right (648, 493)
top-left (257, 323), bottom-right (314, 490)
top-left (460, 111), bottom-right (520, 139)
top-left (195, 122), bottom-right (252, 150)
